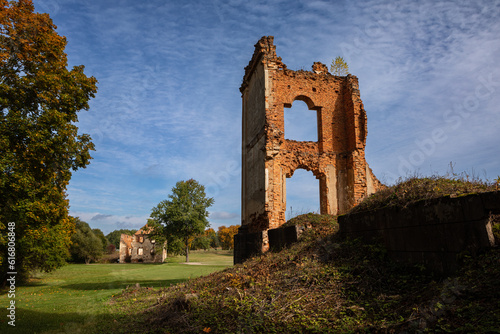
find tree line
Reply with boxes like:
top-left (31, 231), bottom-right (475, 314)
top-left (68, 217), bottom-right (239, 265)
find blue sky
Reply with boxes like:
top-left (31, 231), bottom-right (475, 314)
top-left (33, 0), bottom-right (500, 234)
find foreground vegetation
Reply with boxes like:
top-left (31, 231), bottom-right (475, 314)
top-left (0, 250), bottom-right (232, 333)
top-left (2, 176), bottom-right (498, 333)
top-left (100, 176), bottom-right (500, 333)
top-left (101, 213), bottom-right (499, 333)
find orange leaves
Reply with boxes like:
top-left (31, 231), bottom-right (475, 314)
top-left (217, 225), bottom-right (239, 250)
top-left (1, 0), bottom-right (96, 280)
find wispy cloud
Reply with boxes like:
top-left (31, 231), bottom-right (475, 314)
top-left (30, 0), bottom-right (499, 233)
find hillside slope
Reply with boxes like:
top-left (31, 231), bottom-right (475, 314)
top-left (105, 213), bottom-right (499, 333)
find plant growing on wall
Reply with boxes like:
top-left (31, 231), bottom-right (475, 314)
top-left (330, 56), bottom-right (349, 76)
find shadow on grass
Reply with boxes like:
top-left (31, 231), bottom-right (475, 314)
top-left (214, 252), bottom-right (234, 257)
top-left (0, 307), bottom-right (136, 334)
top-left (60, 279), bottom-right (187, 291)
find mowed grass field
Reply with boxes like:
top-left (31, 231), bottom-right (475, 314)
top-left (0, 250), bottom-right (233, 334)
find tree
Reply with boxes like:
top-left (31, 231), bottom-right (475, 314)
top-left (106, 243), bottom-right (116, 254)
top-left (151, 179), bottom-right (214, 262)
top-left (92, 228), bottom-right (108, 252)
top-left (0, 0), bottom-right (97, 282)
top-left (106, 229), bottom-right (137, 249)
top-left (330, 56), bottom-right (349, 76)
top-left (69, 218), bottom-right (103, 264)
top-left (147, 218), bottom-right (182, 257)
top-left (205, 227), bottom-right (220, 249)
top-left (218, 225), bottom-right (239, 250)
top-left (190, 231), bottom-right (211, 251)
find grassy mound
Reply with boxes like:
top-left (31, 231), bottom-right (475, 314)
top-left (351, 174), bottom-right (498, 213)
top-left (105, 213), bottom-right (500, 333)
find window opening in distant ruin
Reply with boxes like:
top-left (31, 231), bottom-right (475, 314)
top-left (284, 100), bottom-right (318, 142)
top-left (285, 169), bottom-right (320, 220)
top-left (138, 248), bottom-right (143, 256)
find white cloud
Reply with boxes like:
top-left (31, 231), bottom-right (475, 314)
top-left (29, 0), bottom-right (500, 231)
top-left (210, 212), bottom-right (240, 220)
top-left (70, 211), bottom-right (149, 234)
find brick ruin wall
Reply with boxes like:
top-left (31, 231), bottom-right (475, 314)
top-left (235, 36), bottom-right (383, 263)
top-left (119, 233), bottom-right (166, 263)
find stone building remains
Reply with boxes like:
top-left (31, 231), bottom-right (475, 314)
top-left (119, 225), bottom-right (166, 263)
top-left (234, 36), bottom-right (383, 263)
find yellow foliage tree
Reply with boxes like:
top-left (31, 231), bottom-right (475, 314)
top-left (217, 225), bottom-right (239, 250)
top-left (330, 56), bottom-right (349, 76)
top-left (0, 0), bottom-right (97, 282)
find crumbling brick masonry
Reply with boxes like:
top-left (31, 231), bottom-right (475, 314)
top-left (234, 36), bottom-right (383, 264)
top-left (119, 225), bottom-right (166, 263)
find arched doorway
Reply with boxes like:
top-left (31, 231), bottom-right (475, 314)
top-left (285, 169), bottom-right (320, 220)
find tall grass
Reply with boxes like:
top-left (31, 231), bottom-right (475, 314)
top-left (351, 170), bottom-right (498, 213)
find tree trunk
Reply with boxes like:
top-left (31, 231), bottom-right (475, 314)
top-left (185, 238), bottom-right (189, 263)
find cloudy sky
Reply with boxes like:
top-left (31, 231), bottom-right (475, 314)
top-left (33, 0), bottom-right (500, 234)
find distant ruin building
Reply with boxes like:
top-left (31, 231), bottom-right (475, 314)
top-left (234, 36), bottom-right (383, 264)
top-left (119, 225), bottom-right (166, 263)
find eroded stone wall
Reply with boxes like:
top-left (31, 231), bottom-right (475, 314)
top-left (235, 36), bottom-right (383, 263)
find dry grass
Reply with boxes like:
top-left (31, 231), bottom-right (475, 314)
top-left (351, 172), bottom-right (498, 214)
top-left (104, 211), bottom-right (500, 333)
top-left (100, 172), bottom-right (500, 333)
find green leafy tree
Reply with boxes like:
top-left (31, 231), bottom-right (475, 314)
top-left (0, 0), bottom-right (97, 282)
top-left (151, 179), bottom-right (214, 262)
top-left (190, 233), bottom-right (211, 251)
top-left (330, 56), bottom-right (349, 76)
top-left (106, 229), bottom-right (137, 249)
top-left (92, 228), bottom-right (108, 252)
top-left (69, 218), bottom-right (103, 264)
top-left (147, 218), bottom-right (182, 257)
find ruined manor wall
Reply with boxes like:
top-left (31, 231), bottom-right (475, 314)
top-left (241, 60), bottom-right (267, 232)
top-left (235, 36), bottom-right (383, 263)
top-left (119, 232), bottom-right (165, 263)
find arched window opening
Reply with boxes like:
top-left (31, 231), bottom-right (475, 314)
top-left (284, 100), bottom-right (318, 142)
top-left (285, 169), bottom-right (320, 220)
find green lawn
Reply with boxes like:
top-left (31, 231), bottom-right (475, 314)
top-left (0, 250), bottom-right (232, 334)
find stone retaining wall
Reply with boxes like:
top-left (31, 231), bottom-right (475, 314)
top-left (338, 191), bottom-right (500, 274)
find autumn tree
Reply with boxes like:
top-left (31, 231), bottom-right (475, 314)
top-left (205, 227), bottom-right (220, 249)
top-left (218, 225), bottom-right (239, 250)
top-left (330, 56), bottom-right (349, 76)
top-left (151, 179), bottom-right (214, 262)
top-left (69, 218), bottom-right (103, 264)
top-left (0, 0), bottom-right (97, 282)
